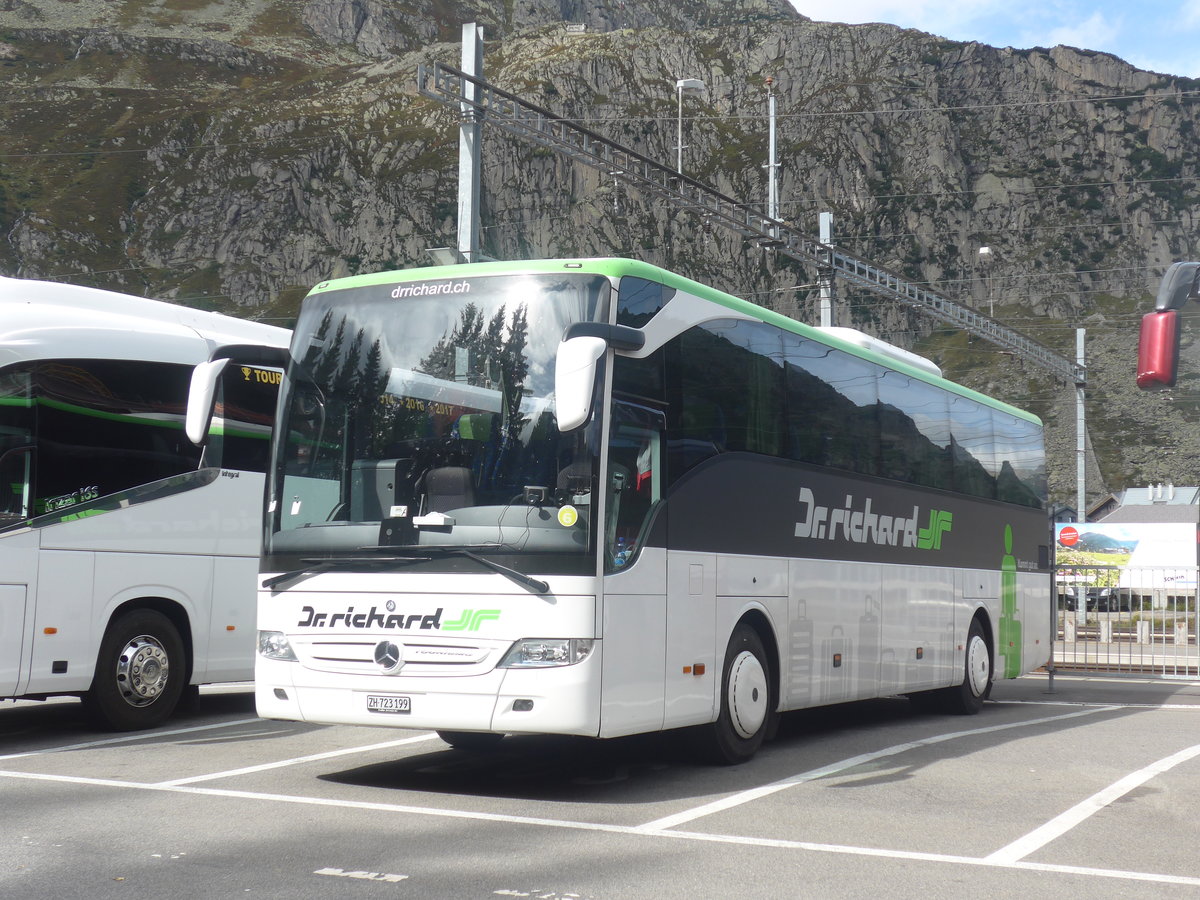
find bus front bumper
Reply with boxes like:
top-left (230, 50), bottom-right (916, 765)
top-left (255, 650), bottom-right (602, 737)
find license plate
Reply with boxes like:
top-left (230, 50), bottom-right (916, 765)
top-left (366, 694), bottom-right (411, 714)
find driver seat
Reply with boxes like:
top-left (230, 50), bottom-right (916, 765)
top-left (422, 466), bottom-right (475, 513)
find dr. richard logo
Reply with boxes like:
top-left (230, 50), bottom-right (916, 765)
top-left (794, 487), bottom-right (952, 551)
top-left (296, 605), bottom-right (502, 631)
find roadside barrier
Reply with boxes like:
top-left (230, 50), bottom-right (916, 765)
top-left (1053, 565), bottom-right (1198, 676)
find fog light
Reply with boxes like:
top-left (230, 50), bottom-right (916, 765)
top-left (512, 699), bottom-right (534, 712)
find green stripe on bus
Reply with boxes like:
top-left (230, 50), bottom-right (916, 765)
top-left (33, 396), bottom-right (186, 430)
top-left (306, 258), bottom-right (1041, 426)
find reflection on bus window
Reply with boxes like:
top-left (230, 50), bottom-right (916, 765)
top-left (31, 360), bottom-right (201, 513)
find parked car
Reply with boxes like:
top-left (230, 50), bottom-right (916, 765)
top-left (1059, 584), bottom-right (1130, 612)
top-left (1091, 586), bottom-right (1132, 612)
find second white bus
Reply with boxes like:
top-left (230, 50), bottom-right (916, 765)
top-left (1, 276), bottom-right (289, 729)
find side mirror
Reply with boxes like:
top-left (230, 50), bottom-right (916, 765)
top-left (1156, 262), bottom-right (1200, 311)
top-left (185, 358), bottom-right (230, 446)
top-left (554, 336), bottom-right (607, 432)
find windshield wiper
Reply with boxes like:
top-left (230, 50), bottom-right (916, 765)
top-left (360, 544), bottom-right (550, 594)
top-left (436, 547), bottom-right (550, 594)
top-left (262, 554), bottom-right (430, 591)
top-left (264, 546), bottom-right (550, 595)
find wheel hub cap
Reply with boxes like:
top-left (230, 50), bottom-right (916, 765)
top-left (116, 634), bottom-right (170, 707)
top-left (966, 634), bottom-right (990, 698)
top-left (728, 650), bottom-right (768, 739)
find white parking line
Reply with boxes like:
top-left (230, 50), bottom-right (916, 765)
top-left (985, 741), bottom-right (1200, 864)
top-left (0, 718), bottom-right (263, 762)
top-left (1, 768), bottom-right (1198, 889)
top-left (635, 706), bottom-right (1115, 832)
top-left (157, 733), bottom-right (441, 786)
top-left (5, 698), bottom-right (1200, 889)
top-left (1003, 699), bottom-right (1200, 711)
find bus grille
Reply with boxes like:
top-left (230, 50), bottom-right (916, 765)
top-left (292, 637), bottom-right (500, 676)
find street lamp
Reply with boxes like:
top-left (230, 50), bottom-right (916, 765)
top-left (675, 77), bottom-right (705, 175)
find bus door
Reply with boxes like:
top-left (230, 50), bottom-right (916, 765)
top-left (599, 401), bottom-right (670, 737)
top-left (0, 440), bottom-right (35, 697)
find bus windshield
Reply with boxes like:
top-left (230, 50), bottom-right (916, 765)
top-left (266, 271), bottom-right (611, 575)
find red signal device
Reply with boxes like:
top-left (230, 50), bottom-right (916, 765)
top-left (1137, 309), bottom-right (1180, 389)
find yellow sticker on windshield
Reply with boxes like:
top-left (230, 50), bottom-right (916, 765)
top-left (558, 505), bottom-right (579, 527)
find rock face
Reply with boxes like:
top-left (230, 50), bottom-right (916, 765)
top-left (0, 0), bottom-right (1198, 501)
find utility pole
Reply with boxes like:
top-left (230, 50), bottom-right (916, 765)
top-left (764, 77), bottom-right (778, 232)
top-left (1076, 328), bottom-right (1087, 523)
top-left (675, 78), bottom-right (704, 175)
top-left (819, 211), bottom-right (835, 328)
top-left (457, 23), bottom-right (484, 262)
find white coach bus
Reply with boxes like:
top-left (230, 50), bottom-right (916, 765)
top-left (0, 276), bottom-right (288, 729)
top-left (202, 258), bottom-right (1049, 763)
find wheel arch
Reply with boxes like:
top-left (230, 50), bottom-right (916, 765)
top-left (736, 606), bottom-right (781, 709)
top-left (971, 604), bottom-right (996, 671)
top-left (106, 596), bottom-right (195, 683)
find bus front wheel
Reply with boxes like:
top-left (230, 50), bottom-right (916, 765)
top-left (701, 623), bottom-right (773, 765)
top-left (85, 609), bottom-right (187, 731)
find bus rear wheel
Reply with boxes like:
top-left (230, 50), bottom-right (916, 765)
top-left (85, 610), bottom-right (186, 731)
top-left (701, 623), bottom-right (773, 765)
top-left (949, 617), bottom-right (994, 714)
top-left (912, 616), bottom-right (991, 716)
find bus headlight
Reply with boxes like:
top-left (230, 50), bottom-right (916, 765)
top-left (258, 630), bottom-right (297, 661)
top-left (498, 638), bottom-right (594, 668)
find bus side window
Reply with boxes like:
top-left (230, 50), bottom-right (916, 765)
top-left (33, 360), bottom-right (201, 511)
top-left (672, 320), bottom-right (785, 468)
top-left (878, 370), bottom-right (952, 490)
top-left (0, 370), bottom-right (33, 522)
top-left (0, 447), bottom-right (31, 521)
top-left (784, 338), bottom-right (880, 476)
top-left (616, 276), bottom-right (675, 328)
top-left (948, 394), bottom-right (997, 500)
top-left (208, 364), bottom-right (280, 473)
top-left (994, 411), bottom-right (1045, 507)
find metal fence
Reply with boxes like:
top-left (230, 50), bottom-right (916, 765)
top-left (1053, 565), bottom-right (1199, 677)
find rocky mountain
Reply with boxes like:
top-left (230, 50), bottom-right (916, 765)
top-left (2, 0), bottom-right (1199, 506)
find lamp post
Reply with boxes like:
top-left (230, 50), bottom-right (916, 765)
top-left (675, 77), bottom-right (705, 175)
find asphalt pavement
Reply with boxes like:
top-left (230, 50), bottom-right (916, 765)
top-left (3, 674), bottom-right (1200, 899)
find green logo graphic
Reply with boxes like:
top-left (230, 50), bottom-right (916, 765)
top-left (917, 509), bottom-right (953, 550)
top-left (441, 609), bottom-right (501, 631)
top-left (999, 524), bottom-right (1022, 677)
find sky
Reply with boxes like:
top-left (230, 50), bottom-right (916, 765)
top-left (788, 0), bottom-right (1200, 79)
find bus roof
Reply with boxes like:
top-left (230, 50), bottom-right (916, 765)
top-left (306, 258), bottom-right (1041, 426)
top-left (0, 275), bottom-right (290, 368)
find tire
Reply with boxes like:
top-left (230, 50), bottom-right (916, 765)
top-left (85, 610), bottom-right (187, 731)
top-left (938, 616), bottom-right (992, 715)
top-left (700, 622), bottom-right (774, 765)
top-left (437, 730), bottom-right (505, 751)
